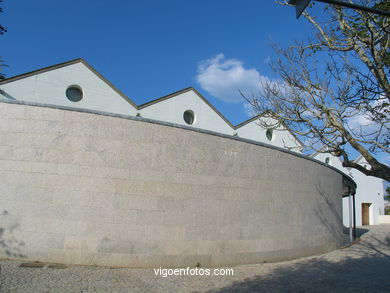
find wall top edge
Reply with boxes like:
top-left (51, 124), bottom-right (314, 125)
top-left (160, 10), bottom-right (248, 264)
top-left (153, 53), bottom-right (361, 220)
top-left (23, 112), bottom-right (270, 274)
top-left (0, 99), bottom-right (357, 191)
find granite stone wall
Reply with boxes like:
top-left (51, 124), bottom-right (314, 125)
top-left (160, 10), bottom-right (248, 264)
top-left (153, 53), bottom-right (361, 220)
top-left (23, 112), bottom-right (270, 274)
top-left (0, 102), bottom-right (346, 267)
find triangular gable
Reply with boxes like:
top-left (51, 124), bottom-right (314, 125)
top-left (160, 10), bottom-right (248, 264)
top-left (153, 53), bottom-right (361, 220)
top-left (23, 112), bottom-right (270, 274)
top-left (0, 58), bottom-right (307, 150)
top-left (234, 114), bottom-right (304, 148)
top-left (139, 87), bottom-right (235, 129)
top-left (0, 59), bottom-right (138, 115)
top-left (137, 87), bottom-right (235, 135)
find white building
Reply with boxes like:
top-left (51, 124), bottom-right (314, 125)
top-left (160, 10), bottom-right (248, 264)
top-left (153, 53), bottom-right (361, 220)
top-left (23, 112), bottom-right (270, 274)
top-left (0, 58), bottom-right (302, 152)
top-left (312, 153), bottom-right (385, 227)
top-left (0, 58), bottom-right (384, 227)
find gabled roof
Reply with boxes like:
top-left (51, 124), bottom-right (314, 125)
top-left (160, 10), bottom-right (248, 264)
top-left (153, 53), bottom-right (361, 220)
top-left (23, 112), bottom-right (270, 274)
top-left (309, 149), bottom-right (347, 171)
top-left (140, 88), bottom-right (303, 147)
top-left (233, 115), bottom-right (261, 129)
top-left (309, 149), bottom-right (362, 164)
top-left (0, 58), bottom-right (303, 146)
top-left (234, 113), bottom-right (304, 146)
top-left (0, 58), bottom-right (138, 109)
top-left (138, 86), bottom-right (235, 128)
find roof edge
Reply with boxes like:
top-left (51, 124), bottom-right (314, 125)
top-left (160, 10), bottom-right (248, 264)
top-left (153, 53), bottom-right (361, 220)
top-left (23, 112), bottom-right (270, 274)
top-left (0, 58), bottom-right (138, 109)
top-left (78, 59), bottom-right (138, 109)
top-left (233, 115), bottom-right (262, 129)
top-left (0, 58), bottom-right (84, 85)
top-left (0, 59), bottom-right (305, 147)
top-left (234, 113), bottom-right (304, 147)
top-left (138, 86), bottom-right (235, 129)
top-left (138, 87), bottom-right (194, 109)
top-left (0, 97), bottom-right (357, 193)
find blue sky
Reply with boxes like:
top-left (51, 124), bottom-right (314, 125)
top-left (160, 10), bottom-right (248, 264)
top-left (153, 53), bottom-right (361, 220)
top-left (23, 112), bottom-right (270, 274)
top-left (2, 0), bottom-right (318, 125)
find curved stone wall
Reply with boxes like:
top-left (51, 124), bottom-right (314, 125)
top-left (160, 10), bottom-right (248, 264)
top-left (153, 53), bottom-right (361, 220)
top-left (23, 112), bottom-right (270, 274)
top-left (0, 102), bottom-right (348, 267)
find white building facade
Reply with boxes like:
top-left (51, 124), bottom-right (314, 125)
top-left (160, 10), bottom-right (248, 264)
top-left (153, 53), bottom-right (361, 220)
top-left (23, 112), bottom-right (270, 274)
top-left (0, 58), bottom-right (302, 152)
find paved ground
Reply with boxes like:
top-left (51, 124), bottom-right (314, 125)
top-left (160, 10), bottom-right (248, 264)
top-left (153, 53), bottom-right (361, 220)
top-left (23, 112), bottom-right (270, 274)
top-left (0, 225), bottom-right (389, 293)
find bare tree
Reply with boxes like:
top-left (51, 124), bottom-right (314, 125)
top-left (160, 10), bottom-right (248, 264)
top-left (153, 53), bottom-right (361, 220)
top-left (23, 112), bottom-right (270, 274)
top-left (0, 0), bottom-right (6, 35)
top-left (0, 0), bottom-right (7, 80)
top-left (0, 57), bottom-right (7, 80)
top-left (246, 0), bottom-right (390, 181)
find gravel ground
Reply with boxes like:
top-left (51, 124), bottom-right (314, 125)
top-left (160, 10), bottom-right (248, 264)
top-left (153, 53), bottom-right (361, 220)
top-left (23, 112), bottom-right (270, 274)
top-left (0, 225), bottom-right (389, 293)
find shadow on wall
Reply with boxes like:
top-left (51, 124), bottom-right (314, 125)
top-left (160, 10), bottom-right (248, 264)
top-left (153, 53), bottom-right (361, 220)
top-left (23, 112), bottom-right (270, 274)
top-left (313, 182), bottom-right (344, 242)
top-left (207, 235), bottom-right (390, 293)
top-left (0, 90), bottom-right (17, 100)
top-left (0, 211), bottom-right (26, 258)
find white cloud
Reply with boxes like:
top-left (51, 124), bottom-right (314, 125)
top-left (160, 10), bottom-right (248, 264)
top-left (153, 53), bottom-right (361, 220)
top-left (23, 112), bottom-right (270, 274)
top-left (196, 54), bottom-right (267, 103)
top-left (347, 98), bottom-right (388, 135)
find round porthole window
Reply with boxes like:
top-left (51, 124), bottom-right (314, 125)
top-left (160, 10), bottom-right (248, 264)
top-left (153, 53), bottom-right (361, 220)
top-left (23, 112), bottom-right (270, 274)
top-left (325, 157), bottom-right (331, 165)
top-left (266, 129), bottom-right (274, 141)
top-left (183, 110), bottom-right (195, 125)
top-left (66, 85), bottom-right (83, 102)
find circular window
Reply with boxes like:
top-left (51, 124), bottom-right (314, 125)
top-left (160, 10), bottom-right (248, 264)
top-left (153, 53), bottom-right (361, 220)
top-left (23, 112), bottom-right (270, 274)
top-left (325, 157), bottom-right (331, 164)
top-left (66, 85), bottom-right (83, 102)
top-left (266, 129), bottom-right (274, 141)
top-left (183, 110), bottom-right (195, 125)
